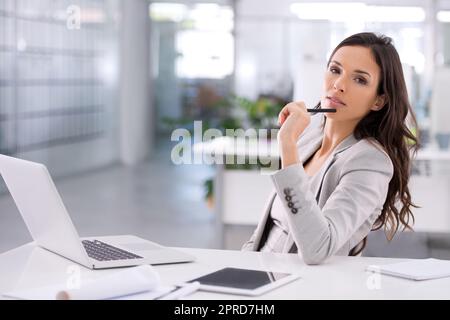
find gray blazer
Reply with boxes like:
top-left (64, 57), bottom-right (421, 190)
top-left (242, 123), bottom-right (394, 265)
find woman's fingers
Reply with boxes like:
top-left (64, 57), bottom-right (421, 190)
top-left (278, 102), bottom-right (307, 125)
top-left (292, 101), bottom-right (307, 113)
top-left (278, 106), bottom-right (290, 125)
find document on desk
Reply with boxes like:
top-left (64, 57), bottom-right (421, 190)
top-left (366, 258), bottom-right (450, 281)
top-left (2, 265), bottom-right (174, 300)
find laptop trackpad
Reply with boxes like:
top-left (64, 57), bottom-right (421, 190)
top-left (121, 242), bottom-right (163, 252)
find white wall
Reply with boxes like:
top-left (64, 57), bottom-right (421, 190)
top-left (119, 0), bottom-right (154, 165)
top-left (234, 18), bottom-right (288, 100)
top-left (411, 175), bottom-right (450, 233)
top-left (152, 21), bottom-right (182, 133)
top-left (430, 67), bottom-right (450, 136)
top-left (289, 22), bottom-right (331, 106)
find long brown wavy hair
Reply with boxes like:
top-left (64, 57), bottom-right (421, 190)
top-left (316, 32), bottom-right (420, 255)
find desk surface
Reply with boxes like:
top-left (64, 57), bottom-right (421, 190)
top-left (1, 236), bottom-right (449, 300)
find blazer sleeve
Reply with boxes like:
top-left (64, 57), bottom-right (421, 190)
top-left (241, 230), bottom-right (258, 251)
top-left (270, 146), bottom-right (394, 265)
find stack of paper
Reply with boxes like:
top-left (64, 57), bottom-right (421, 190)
top-left (3, 265), bottom-right (174, 300)
top-left (366, 258), bottom-right (450, 281)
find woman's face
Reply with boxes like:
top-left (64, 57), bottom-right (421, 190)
top-left (321, 45), bottom-right (385, 122)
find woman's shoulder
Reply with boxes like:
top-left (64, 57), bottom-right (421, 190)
top-left (343, 137), bottom-right (394, 174)
top-left (352, 137), bottom-right (389, 158)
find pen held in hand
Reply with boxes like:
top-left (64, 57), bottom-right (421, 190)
top-left (307, 108), bottom-right (336, 113)
top-left (278, 107), bottom-right (337, 126)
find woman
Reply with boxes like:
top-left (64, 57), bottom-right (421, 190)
top-left (242, 32), bottom-right (419, 265)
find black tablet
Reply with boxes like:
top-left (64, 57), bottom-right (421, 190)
top-left (187, 267), bottom-right (300, 296)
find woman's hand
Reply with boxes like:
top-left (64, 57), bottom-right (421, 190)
top-left (277, 101), bottom-right (311, 168)
top-left (278, 101), bottom-right (311, 145)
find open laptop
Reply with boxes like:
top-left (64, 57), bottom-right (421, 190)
top-left (0, 154), bottom-right (195, 269)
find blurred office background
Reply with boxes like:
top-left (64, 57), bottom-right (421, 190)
top-left (1, 0), bottom-right (450, 259)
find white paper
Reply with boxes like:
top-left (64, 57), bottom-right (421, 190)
top-left (3, 265), bottom-right (173, 300)
top-left (366, 258), bottom-right (450, 281)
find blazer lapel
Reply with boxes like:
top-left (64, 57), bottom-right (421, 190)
top-left (296, 125), bottom-right (323, 164)
top-left (252, 192), bottom-right (277, 251)
top-left (315, 133), bottom-right (358, 191)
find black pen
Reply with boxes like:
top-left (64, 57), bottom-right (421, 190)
top-left (307, 108), bottom-right (336, 113)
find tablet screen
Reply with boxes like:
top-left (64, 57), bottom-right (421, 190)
top-left (189, 267), bottom-right (292, 290)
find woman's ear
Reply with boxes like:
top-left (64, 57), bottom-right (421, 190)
top-left (371, 94), bottom-right (386, 111)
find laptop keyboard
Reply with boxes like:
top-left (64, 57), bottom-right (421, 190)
top-left (82, 240), bottom-right (143, 261)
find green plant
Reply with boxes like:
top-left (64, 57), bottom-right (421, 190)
top-left (162, 93), bottom-right (285, 134)
top-left (233, 95), bottom-right (284, 129)
top-left (204, 178), bottom-right (213, 199)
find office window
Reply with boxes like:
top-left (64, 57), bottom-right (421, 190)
top-left (0, 0), bottom-right (119, 158)
top-left (150, 2), bottom-right (234, 135)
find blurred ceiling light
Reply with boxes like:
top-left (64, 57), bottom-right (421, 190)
top-left (150, 3), bottom-right (187, 22)
top-left (291, 2), bottom-right (365, 21)
top-left (369, 6), bottom-right (424, 22)
top-left (193, 3), bottom-right (221, 13)
top-left (437, 11), bottom-right (450, 23)
top-left (290, 3), bottom-right (425, 22)
top-left (189, 4), bottom-right (233, 31)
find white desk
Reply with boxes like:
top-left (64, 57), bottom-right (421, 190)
top-left (1, 236), bottom-right (449, 299)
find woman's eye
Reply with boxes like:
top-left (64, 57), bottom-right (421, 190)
top-left (355, 77), bottom-right (367, 85)
top-left (329, 67), bottom-right (339, 74)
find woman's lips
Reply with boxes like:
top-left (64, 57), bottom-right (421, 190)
top-left (326, 97), bottom-right (346, 108)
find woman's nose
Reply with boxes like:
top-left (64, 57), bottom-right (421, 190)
top-left (333, 77), bottom-right (345, 93)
